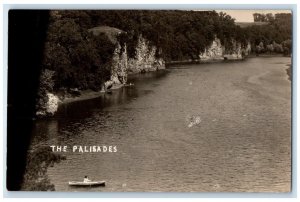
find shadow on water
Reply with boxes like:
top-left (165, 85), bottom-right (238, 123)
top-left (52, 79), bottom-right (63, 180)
top-left (55, 70), bottom-right (169, 121)
top-left (7, 10), bottom-right (50, 190)
top-left (26, 69), bottom-right (168, 191)
top-left (15, 69), bottom-right (169, 191)
top-left (49, 70), bottom-right (169, 138)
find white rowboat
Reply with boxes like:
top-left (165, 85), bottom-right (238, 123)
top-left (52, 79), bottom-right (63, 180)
top-left (68, 181), bottom-right (105, 186)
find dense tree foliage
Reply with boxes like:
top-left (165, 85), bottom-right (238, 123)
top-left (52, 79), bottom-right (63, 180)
top-left (42, 12), bottom-right (114, 91)
top-left (245, 13), bottom-right (292, 54)
top-left (253, 13), bottom-right (275, 22)
top-left (83, 10), bottom-right (245, 60)
top-left (41, 10), bottom-right (292, 93)
top-left (22, 146), bottom-right (65, 191)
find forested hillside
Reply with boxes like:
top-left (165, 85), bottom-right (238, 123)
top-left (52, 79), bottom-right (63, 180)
top-left (242, 13), bottom-right (292, 55)
top-left (36, 10), bottom-right (292, 116)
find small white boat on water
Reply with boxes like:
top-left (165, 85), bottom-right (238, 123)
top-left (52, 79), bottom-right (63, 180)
top-left (187, 115), bottom-right (201, 128)
top-left (68, 181), bottom-right (105, 187)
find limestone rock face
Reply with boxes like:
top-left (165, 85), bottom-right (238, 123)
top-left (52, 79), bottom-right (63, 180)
top-left (199, 37), bottom-right (224, 60)
top-left (36, 93), bottom-right (60, 117)
top-left (224, 39), bottom-right (243, 60)
top-left (273, 42), bottom-right (283, 53)
top-left (45, 93), bottom-right (60, 115)
top-left (200, 36), bottom-right (250, 61)
top-left (36, 28), bottom-right (167, 116)
top-left (128, 35), bottom-right (165, 73)
top-left (107, 35), bottom-right (165, 88)
top-left (110, 43), bottom-right (124, 85)
top-left (245, 42), bottom-right (251, 55)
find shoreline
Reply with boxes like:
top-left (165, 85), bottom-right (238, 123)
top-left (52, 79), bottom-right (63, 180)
top-left (61, 90), bottom-right (106, 105)
top-left (56, 55), bottom-right (291, 111)
top-left (59, 83), bottom-right (128, 106)
top-left (286, 64), bottom-right (291, 81)
top-left (165, 57), bottom-right (244, 67)
top-left (60, 84), bottom-right (125, 106)
top-left (164, 53), bottom-right (289, 67)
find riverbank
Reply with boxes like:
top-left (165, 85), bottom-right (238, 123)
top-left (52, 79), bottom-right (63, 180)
top-left (62, 90), bottom-right (106, 105)
top-left (165, 57), bottom-right (244, 67)
top-left (59, 81), bottom-right (130, 106)
top-left (49, 55), bottom-right (291, 116)
top-left (164, 51), bottom-right (286, 67)
top-left (60, 58), bottom-right (243, 106)
top-left (286, 64), bottom-right (291, 81)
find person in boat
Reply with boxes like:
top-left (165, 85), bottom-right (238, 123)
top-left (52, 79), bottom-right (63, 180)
top-left (83, 176), bottom-right (91, 183)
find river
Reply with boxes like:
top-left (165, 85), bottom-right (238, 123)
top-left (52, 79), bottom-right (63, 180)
top-left (22, 57), bottom-right (291, 192)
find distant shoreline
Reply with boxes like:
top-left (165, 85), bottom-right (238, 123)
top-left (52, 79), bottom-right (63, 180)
top-left (166, 54), bottom-right (291, 66)
top-left (165, 57), bottom-right (243, 67)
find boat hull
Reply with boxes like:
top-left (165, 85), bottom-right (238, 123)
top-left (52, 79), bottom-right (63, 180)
top-left (68, 181), bottom-right (105, 187)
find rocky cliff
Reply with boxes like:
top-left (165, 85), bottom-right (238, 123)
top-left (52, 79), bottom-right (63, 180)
top-left (105, 34), bottom-right (165, 89)
top-left (36, 27), bottom-right (166, 116)
top-left (199, 36), bottom-right (251, 61)
top-left (128, 35), bottom-right (165, 73)
top-left (199, 37), bottom-right (224, 60)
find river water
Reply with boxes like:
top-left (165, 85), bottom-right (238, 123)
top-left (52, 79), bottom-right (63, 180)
top-left (23, 57), bottom-right (291, 192)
